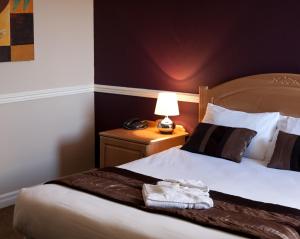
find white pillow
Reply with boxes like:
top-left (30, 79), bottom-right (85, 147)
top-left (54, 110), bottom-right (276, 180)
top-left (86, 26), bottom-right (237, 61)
top-left (265, 115), bottom-right (300, 162)
top-left (203, 103), bottom-right (280, 160)
top-left (282, 115), bottom-right (300, 134)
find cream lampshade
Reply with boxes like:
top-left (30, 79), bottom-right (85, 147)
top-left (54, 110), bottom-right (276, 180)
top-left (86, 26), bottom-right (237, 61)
top-left (154, 92), bottom-right (179, 134)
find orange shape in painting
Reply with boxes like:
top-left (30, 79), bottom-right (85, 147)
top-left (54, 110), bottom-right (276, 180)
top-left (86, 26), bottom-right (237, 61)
top-left (11, 44), bottom-right (34, 61)
top-left (10, 0), bottom-right (33, 14)
top-left (0, 2), bottom-right (10, 46)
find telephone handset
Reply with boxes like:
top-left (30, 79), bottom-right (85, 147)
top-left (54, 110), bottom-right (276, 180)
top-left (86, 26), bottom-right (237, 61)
top-left (123, 118), bottom-right (148, 130)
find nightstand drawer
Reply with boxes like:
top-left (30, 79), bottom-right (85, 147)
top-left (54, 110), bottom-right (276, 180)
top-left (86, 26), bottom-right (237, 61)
top-left (100, 136), bottom-right (146, 167)
top-left (146, 137), bottom-right (185, 156)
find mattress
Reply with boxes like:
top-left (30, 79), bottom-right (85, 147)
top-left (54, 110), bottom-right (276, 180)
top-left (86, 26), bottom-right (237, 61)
top-left (14, 148), bottom-right (300, 239)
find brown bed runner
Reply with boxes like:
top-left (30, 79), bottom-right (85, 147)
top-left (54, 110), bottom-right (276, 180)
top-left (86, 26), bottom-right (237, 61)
top-left (47, 167), bottom-right (300, 239)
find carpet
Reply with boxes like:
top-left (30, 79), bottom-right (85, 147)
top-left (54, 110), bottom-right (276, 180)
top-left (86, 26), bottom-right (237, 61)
top-left (0, 206), bottom-right (22, 239)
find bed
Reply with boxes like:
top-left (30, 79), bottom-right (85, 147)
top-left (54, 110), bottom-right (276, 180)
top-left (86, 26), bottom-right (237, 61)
top-left (14, 73), bottom-right (300, 239)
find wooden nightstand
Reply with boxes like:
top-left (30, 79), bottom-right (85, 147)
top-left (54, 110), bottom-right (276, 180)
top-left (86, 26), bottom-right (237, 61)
top-left (99, 121), bottom-right (188, 168)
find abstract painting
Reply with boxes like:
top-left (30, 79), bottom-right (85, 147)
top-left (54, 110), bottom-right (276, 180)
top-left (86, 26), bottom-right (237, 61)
top-left (0, 0), bottom-right (34, 62)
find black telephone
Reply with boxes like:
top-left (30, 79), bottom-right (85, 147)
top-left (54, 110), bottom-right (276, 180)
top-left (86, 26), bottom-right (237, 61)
top-left (123, 118), bottom-right (148, 130)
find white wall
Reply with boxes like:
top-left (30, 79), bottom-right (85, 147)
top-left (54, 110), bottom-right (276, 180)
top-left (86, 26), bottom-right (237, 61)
top-left (0, 0), bottom-right (94, 94)
top-left (0, 0), bottom-right (94, 207)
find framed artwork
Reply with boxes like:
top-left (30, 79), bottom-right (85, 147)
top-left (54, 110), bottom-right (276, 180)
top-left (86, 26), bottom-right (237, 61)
top-left (0, 0), bottom-right (34, 62)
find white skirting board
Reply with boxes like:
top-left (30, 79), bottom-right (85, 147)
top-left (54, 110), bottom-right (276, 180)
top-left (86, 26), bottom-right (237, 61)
top-left (0, 190), bottom-right (19, 209)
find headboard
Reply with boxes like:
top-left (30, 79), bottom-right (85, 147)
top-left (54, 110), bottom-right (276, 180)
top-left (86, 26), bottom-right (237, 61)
top-left (199, 73), bottom-right (300, 122)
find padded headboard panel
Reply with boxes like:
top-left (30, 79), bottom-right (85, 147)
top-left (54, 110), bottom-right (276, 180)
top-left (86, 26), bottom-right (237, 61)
top-left (199, 73), bottom-right (300, 122)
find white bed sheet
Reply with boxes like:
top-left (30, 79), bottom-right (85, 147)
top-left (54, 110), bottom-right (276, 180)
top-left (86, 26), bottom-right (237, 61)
top-left (14, 148), bottom-right (300, 239)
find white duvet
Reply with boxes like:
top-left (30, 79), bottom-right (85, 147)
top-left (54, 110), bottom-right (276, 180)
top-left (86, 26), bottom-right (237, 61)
top-left (14, 148), bottom-right (300, 239)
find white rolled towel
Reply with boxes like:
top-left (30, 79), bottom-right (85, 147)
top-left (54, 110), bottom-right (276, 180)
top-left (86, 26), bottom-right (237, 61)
top-left (142, 183), bottom-right (213, 210)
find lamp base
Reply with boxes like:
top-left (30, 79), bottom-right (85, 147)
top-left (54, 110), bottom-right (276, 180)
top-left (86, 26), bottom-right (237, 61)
top-left (157, 116), bottom-right (175, 134)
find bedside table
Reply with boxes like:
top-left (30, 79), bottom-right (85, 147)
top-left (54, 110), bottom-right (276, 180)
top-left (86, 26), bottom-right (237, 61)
top-left (99, 121), bottom-right (188, 168)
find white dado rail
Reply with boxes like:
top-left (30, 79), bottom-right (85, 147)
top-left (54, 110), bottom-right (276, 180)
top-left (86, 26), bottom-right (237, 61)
top-left (0, 84), bottom-right (94, 105)
top-left (0, 84), bottom-right (199, 105)
top-left (94, 84), bottom-right (199, 103)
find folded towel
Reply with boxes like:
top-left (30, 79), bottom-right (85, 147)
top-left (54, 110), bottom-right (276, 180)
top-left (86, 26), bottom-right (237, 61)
top-left (158, 179), bottom-right (209, 192)
top-left (142, 184), bottom-right (213, 210)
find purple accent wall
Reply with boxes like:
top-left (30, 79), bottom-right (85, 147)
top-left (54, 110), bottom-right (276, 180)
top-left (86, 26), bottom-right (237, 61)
top-left (95, 1), bottom-right (300, 92)
top-left (94, 1), bottom-right (300, 165)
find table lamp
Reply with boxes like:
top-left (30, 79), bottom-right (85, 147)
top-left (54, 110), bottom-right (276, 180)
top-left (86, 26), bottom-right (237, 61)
top-left (154, 92), bottom-right (179, 134)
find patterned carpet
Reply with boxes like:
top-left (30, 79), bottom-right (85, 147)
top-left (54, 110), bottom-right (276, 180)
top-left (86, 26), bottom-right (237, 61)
top-left (0, 206), bottom-right (22, 239)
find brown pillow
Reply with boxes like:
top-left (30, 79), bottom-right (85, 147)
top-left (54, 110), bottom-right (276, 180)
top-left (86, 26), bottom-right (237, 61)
top-left (268, 131), bottom-right (300, 172)
top-left (181, 123), bottom-right (257, 163)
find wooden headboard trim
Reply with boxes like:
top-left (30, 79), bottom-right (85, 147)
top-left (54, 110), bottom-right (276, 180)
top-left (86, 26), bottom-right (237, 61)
top-left (199, 86), bottom-right (208, 121)
top-left (198, 73), bottom-right (300, 122)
